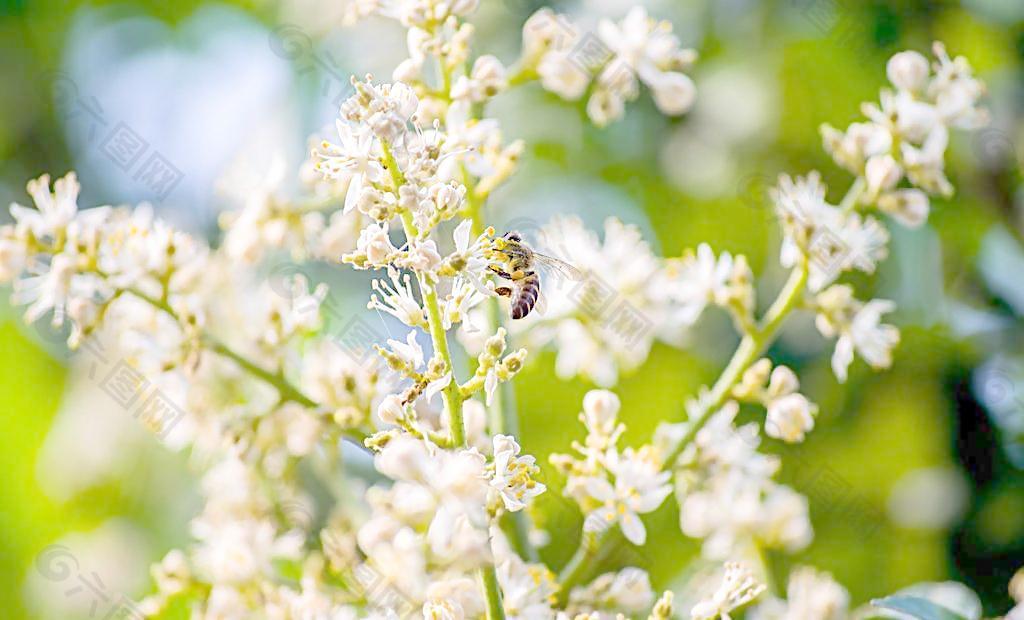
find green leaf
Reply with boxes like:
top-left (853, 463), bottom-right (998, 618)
top-left (869, 595), bottom-right (969, 620)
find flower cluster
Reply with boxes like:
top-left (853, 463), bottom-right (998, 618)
top-left (733, 359), bottom-right (818, 443)
top-left (499, 218), bottom-right (753, 388)
top-left (524, 7), bottom-right (697, 126)
top-left (823, 43), bottom-right (987, 225)
top-left (675, 402), bottom-right (813, 559)
top-left (550, 390), bottom-right (672, 546)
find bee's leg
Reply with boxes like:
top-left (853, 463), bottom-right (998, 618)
top-left (494, 287), bottom-right (512, 297)
top-left (489, 266), bottom-right (513, 280)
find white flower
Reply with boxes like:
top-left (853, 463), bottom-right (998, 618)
top-left (597, 7), bottom-right (697, 116)
top-left (887, 50), bottom-right (930, 93)
top-left (569, 567), bottom-right (655, 615)
top-left (423, 600), bottom-right (463, 620)
top-left (436, 103), bottom-right (501, 180)
top-left (816, 288), bottom-right (900, 383)
top-left (772, 172), bottom-right (889, 291)
top-left (767, 365), bottom-right (799, 399)
top-left (522, 8), bottom-right (576, 56)
top-left (447, 219), bottom-right (491, 278)
top-left (520, 216), bottom-right (665, 386)
top-left (316, 123), bottom-right (385, 214)
top-left (10, 172), bottom-right (81, 239)
top-left (243, 274), bottom-right (326, 348)
top-left (374, 435), bottom-right (432, 480)
top-left (488, 434), bottom-right (545, 512)
top-left (748, 566), bottom-right (849, 620)
top-left (690, 562), bottom-right (765, 620)
top-left (450, 55), bottom-right (507, 102)
top-left (494, 533), bottom-right (558, 619)
top-left (582, 389), bottom-right (621, 437)
top-left (832, 299), bottom-right (900, 382)
top-left (355, 221), bottom-right (398, 266)
top-left (902, 124), bottom-right (953, 197)
top-left (387, 330), bottom-right (425, 369)
top-left (677, 404), bottom-right (812, 558)
top-left (586, 86), bottom-right (628, 127)
top-left (582, 448), bottom-right (671, 545)
top-left (552, 319), bottom-right (619, 388)
top-left (538, 50), bottom-right (589, 100)
top-left (831, 212), bottom-right (889, 277)
top-left (864, 153), bottom-right (901, 199)
top-left (862, 90), bottom-right (939, 145)
top-left (12, 253), bottom-right (90, 326)
top-left (341, 80), bottom-right (420, 141)
top-left (929, 42), bottom-right (987, 129)
top-left (191, 518), bottom-right (298, 585)
top-left (369, 267), bottom-right (427, 327)
top-left (402, 240), bottom-right (443, 275)
top-left (772, 171), bottom-right (834, 246)
top-left (821, 121), bottom-right (892, 175)
top-left (376, 394), bottom-right (405, 426)
top-left (0, 228), bottom-right (26, 283)
top-left (878, 188), bottom-right (930, 228)
top-left (657, 243), bottom-right (735, 326)
top-left (647, 69), bottom-right (697, 115)
top-left (759, 485), bottom-right (814, 553)
top-left (765, 393), bottom-right (817, 443)
top-left (218, 156), bottom-right (325, 263)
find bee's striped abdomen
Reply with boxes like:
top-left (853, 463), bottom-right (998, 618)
top-left (511, 274), bottom-right (540, 319)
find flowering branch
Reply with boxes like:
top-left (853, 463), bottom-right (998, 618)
top-left (2, 1), bottom-right (996, 616)
top-left (549, 42), bottom-right (986, 613)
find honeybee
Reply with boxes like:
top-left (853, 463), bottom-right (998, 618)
top-left (488, 231), bottom-right (582, 319)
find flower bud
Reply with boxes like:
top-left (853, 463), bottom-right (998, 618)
top-left (649, 70), bottom-right (696, 116)
top-left (582, 389), bottom-right (620, 429)
top-left (765, 393), bottom-right (817, 443)
top-left (767, 365), bottom-right (800, 398)
top-left (539, 51), bottom-right (589, 100)
top-left (471, 54), bottom-right (507, 97)
top-left (356, 222), bottom-right (396, 266)
top-left (734, 358), bottom-right (771, 400)
top-left (887, 51), bottom-right (930, 92)
top-left (878, 188), bottom-right (929, 228)
top-left (448, 0), bottom-right (479, 18)
top-left (485, 328), bottom-right (507, 358)
top-left (392, 58), bottom-right (422, 84)
top-left (1010, 567), bottom-right (1024, 604)
top-left (865, 154), bottom-right (902, 197)
top-left (523, 9), bottom-right (566, 58)
top-left (377, 394), bottom-right (405, 425)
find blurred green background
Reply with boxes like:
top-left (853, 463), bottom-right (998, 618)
top-left (2, 0), bottom-right (1023, 618)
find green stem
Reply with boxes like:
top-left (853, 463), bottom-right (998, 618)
top-left (840, 176), bottom-right (866, 213)
top-left (125, 288), bottom-right (320, 410)
top-left (662, 255), bottom-right (809, 468)
top-left (480, 560), bottom-right (506, 620)
top-left (756, 543), bottom-right (778, 596)
top-left (383, 140), bottom-right (505, 620)
top-left (204, 339), bottom-right (317, 408)
top-left (507, 65), bottom-right (537, 87)
top-left (556, 531), bottom-right (599, 601)
top-left (425, 281), bottom-right (467, 445)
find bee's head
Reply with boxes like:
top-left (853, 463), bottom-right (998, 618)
top-left (503, 231), bottom-right (522, 243)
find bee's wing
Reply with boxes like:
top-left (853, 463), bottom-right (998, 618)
top-left (533, 284), bottom-right (549, 317)
top-left (532, 252), bottom-right (584, 282)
